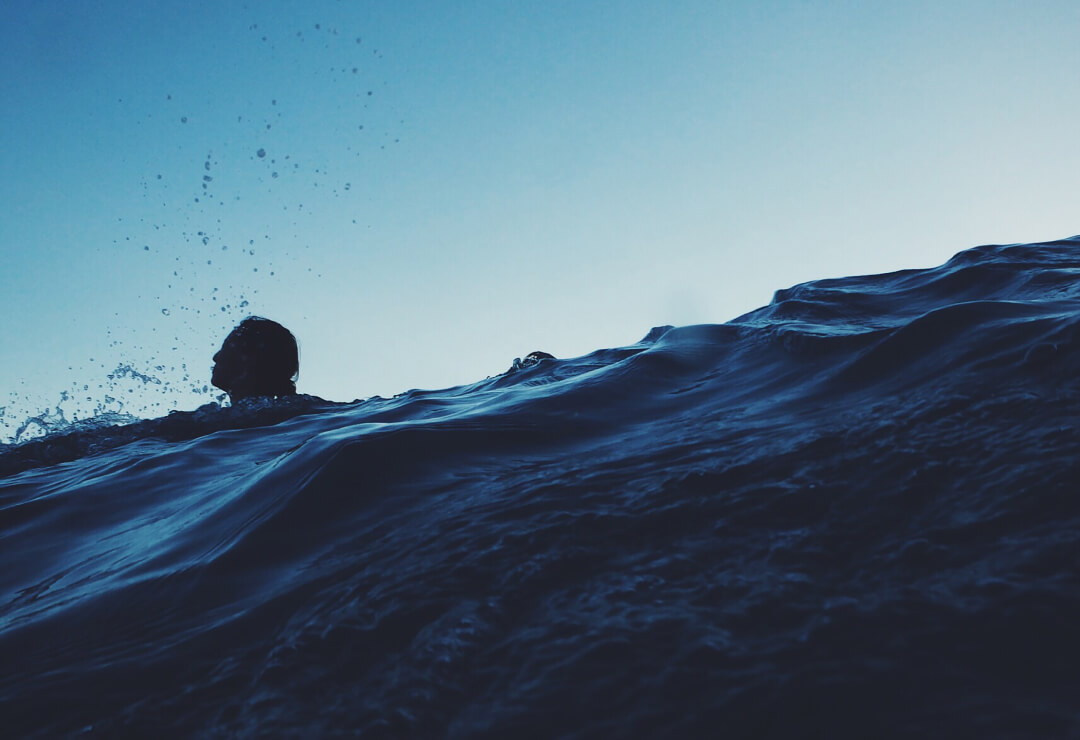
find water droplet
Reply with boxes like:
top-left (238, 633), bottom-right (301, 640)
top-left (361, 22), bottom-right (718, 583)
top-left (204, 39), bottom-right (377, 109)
top-left (143, 245), bottom-right (150, 251)
top-left (257, 148), bottom-right (266, 158)
top-left (161, 308), bottom-right (170, 316)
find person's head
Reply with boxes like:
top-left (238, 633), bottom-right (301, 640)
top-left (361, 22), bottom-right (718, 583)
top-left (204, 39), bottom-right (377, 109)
top-left (212, 316), bottom-right (299, 402)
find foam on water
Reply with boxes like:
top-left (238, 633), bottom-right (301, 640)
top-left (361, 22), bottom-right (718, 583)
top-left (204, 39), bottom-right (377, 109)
top-left (2, 238), bottom-right (1079, 737)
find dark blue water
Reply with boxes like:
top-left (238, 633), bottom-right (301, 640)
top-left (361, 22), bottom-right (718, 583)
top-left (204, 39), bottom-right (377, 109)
top-left (3, 238), bottom-right (1079, 738)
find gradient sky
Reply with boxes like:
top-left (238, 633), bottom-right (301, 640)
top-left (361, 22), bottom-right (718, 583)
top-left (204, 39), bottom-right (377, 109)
top-left (2, 0), bottom-right (1079, 441)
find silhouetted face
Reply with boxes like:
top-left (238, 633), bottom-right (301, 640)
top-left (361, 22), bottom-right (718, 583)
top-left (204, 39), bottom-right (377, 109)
top-left (211, 317), bottom-right (299, 402)
top-left (211, 332), bottom-right (248, 396)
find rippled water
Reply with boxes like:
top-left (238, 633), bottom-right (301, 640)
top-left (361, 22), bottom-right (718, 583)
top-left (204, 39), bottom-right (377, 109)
top-left (2, 238), bottom-right (1079, 738)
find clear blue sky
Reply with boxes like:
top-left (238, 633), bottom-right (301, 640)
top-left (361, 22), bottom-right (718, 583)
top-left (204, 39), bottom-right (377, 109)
top-left (2, 0), bottom-right (1078, 440)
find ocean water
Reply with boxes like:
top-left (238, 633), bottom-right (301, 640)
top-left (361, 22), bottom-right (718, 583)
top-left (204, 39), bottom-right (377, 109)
top-left (2, 238), bottom-right (1079, 738)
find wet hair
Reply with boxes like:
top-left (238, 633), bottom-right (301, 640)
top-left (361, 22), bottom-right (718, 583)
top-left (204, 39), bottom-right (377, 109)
top-left (217, 316), bottom-right (299, 400)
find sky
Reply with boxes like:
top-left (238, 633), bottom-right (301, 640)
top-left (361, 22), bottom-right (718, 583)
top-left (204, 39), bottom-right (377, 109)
top-left (2, 0), bottom-right (1079, 441)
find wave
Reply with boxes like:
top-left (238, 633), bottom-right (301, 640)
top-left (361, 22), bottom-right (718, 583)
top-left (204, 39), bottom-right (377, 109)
top-left (2, 237), bottom-right (1080, 737)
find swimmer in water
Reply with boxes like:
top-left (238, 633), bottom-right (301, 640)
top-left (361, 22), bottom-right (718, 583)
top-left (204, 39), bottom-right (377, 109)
top-left (211, 316), bottom-right (299, 403)
top-left (509, 351), bottom-right (555, 372)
